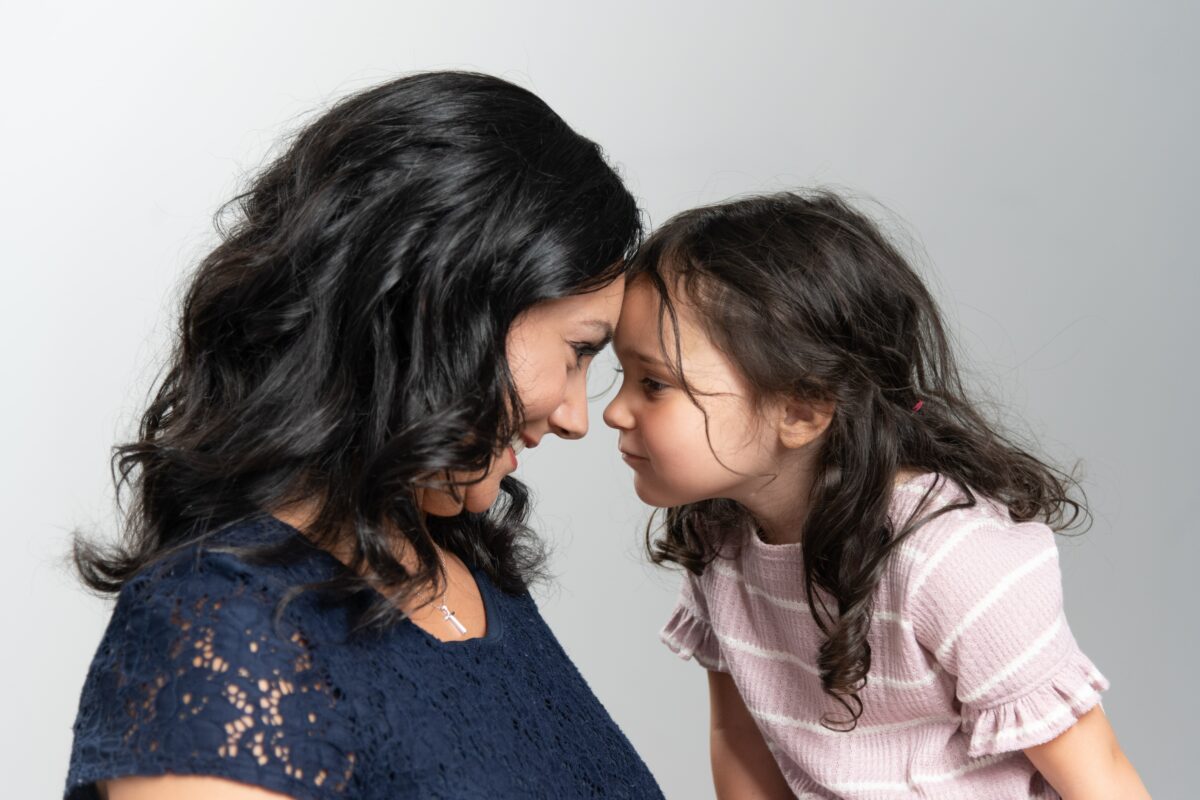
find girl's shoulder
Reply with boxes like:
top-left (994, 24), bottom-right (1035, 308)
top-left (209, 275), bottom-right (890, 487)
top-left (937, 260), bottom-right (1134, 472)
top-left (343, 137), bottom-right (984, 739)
top-left (886, 474), bottom-right (1107, 759)
top-left (889, 472), bottom-right (1055, 575)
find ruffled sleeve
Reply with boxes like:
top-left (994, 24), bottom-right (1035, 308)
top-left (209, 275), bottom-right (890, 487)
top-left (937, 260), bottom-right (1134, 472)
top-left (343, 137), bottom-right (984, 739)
top-left (65, 546), bottom-right (359, 799)
top-left (659, 569), bottom-right (727, 673)
top-left (907, 515), bottom-right (1109, 758)
top-left (959, 648), bottom-right (1108, 756)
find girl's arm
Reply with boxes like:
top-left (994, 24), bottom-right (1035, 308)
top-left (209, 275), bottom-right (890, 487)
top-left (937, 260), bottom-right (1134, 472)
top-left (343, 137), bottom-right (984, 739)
top-left (1023, 705), bottom-right (1150, 799)
top-left (708, 670), bottom-right (794, 800)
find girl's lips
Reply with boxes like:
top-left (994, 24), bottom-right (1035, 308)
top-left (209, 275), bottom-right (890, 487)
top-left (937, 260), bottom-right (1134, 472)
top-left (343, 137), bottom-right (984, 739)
top-left (620, 450), bottom-right (648, 462)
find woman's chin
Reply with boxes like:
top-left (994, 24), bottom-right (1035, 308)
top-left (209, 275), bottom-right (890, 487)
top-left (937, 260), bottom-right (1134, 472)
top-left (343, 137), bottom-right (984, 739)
top-left (463, 482), bottom-right (504, 514)
top-left (464, 497), bottom-right (498, 514)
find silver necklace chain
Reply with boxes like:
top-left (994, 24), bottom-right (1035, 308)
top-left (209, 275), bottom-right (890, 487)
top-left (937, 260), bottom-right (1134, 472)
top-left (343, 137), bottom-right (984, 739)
top-left (432, 548), bottom-right (468, 635)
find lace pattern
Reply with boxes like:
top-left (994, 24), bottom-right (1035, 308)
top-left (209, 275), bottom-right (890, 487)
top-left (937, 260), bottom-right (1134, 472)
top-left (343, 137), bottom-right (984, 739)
top-left (65, 517), bottom-right (664, 799)
top-left (69, 545), bottom-right (358, 798)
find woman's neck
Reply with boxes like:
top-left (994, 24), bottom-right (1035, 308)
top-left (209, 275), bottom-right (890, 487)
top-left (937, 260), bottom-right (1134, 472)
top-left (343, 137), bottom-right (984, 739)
top-left (268, 496), bottom-right (438, 576)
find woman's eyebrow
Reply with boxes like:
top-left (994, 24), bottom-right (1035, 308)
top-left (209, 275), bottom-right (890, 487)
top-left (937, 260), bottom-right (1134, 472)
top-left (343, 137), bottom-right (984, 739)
top-left (578, 319), bottom-right (614, 346)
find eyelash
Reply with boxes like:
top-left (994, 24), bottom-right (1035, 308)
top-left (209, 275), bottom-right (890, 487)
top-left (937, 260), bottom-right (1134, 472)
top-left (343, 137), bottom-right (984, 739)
top-left (614, 366), bottom-right (667, 396)
top-left (571, 342), bottom-right (603, 369)
top-left (640, 378), bottom-right (667, 395)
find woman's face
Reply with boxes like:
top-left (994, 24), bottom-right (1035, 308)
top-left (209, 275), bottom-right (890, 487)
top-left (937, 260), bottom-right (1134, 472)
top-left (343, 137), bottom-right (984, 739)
top-left (420, 275), bottom-right (626, 515)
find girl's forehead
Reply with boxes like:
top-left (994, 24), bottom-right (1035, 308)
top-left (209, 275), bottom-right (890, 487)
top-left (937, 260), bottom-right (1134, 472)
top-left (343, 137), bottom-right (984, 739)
top-left (614, 277), bottom-right (733, 378)
top-left (614, 278), bottom-right (678, 346)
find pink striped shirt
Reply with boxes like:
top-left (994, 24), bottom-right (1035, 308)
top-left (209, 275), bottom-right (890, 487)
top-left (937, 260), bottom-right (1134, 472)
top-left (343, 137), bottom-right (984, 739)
top-left (661, 471), bottom-right (1108, 799)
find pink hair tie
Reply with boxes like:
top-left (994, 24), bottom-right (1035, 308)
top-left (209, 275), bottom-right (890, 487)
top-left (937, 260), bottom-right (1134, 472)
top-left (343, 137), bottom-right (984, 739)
top-left (912, 399), bottom-right (924, 412)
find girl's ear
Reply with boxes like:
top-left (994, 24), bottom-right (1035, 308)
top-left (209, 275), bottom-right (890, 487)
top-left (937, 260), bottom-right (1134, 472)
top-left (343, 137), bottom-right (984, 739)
top-left (776, 396), bottom-right (835, 450)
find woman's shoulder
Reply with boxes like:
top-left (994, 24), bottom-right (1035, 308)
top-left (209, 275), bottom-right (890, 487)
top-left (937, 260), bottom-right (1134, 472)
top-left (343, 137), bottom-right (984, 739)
top-left (85, 515), bottom-right (333, 684)
top-left (67, 516), bottom-right (359, 799)
top-left (126, 513), bottom-right (307, 588)
top-left (91, 514), bottom-right (348, 713)
top-left (109, 515), bottom-right (341, 634)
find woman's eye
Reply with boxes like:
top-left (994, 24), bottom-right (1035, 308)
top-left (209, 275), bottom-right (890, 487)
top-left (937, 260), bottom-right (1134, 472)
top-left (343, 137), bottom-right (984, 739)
top-left (571, 342), bottom-right (602, 369)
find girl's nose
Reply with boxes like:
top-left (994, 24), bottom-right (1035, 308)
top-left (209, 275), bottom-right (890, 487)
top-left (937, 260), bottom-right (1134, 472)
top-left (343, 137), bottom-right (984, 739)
top-left (602, 391), bottom-right (632, 431)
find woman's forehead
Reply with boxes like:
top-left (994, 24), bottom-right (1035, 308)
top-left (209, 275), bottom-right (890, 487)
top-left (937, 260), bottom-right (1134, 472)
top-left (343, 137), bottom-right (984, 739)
top-left (520, 275), bottom-right (625, 331)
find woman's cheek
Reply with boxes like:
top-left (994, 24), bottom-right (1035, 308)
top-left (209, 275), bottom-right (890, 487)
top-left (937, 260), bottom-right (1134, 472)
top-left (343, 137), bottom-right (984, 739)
top-left (509, 344), bottom-right (566, 423)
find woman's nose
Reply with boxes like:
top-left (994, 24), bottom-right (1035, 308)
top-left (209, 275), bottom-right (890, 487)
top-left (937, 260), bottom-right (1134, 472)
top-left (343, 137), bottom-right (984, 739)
top-left (548, 373), bottom-right (589, 440)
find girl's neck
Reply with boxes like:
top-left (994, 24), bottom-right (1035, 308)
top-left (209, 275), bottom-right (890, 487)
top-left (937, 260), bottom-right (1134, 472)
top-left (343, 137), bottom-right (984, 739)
top-left (743, 462), bottom-right (926, 546)
top-left (739, 450), bottom-right (818, 546)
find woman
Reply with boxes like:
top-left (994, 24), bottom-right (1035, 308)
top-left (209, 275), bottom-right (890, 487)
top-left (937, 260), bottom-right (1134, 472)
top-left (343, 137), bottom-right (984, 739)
top-left (65, 71), bottom-right (663, 799)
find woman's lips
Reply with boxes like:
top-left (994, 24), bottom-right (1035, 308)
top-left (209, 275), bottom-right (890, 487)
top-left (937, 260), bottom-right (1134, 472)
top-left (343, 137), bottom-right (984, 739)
top-left (508, 433), bottom-right (530, 469)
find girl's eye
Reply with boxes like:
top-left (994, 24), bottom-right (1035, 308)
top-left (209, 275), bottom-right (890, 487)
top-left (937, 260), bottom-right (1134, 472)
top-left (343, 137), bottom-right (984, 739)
top-left (640, 377), bottom-right (667, 395)
top-left (613, 366), bottom-right (666, 395)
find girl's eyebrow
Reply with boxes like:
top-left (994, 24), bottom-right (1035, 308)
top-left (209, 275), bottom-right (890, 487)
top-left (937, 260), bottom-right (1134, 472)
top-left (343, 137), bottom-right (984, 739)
top-left (613, 342), bottom-right (668, 368)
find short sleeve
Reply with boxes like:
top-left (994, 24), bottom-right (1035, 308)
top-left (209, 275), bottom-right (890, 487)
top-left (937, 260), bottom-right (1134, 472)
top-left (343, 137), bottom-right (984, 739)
top-left (65, 549), bottom-right (360, 799)
top-left (907, 517), bottom-right (1109, 758)
top-left (659, 569), bottom-right (728, 673)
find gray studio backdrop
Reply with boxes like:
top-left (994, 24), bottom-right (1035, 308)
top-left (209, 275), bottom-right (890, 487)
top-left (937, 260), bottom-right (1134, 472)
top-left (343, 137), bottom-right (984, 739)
top-left (3, 2), bottom-right (1194, 797)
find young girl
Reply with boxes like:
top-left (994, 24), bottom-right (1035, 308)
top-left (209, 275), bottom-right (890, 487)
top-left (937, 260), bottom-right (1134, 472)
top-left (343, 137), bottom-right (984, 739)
top-left (603, 191), bottom-right (1149, 799)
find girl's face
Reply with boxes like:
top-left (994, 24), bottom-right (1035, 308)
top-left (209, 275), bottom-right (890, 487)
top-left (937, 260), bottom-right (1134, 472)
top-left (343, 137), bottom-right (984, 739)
top-left (603, 277), bottom-right (785, 508)
top-left (422, 276), bottom-right (626, 515)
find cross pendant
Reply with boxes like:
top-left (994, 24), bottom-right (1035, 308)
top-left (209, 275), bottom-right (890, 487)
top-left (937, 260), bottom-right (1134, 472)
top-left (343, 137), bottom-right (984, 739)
top-left (436, 603), bottom-right (468, 635)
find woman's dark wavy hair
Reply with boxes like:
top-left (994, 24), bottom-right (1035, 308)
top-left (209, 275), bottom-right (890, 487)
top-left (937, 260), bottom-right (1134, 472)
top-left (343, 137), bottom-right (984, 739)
top-left (632, 189), bottom-right (1088, 730)
top-left (73, 71), bottom-right (641, 634)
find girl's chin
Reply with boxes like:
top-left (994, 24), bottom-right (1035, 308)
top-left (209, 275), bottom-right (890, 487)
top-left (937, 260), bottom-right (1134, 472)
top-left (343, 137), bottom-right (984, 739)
top-left (633, 473), bottom-right (719, 509)
top-left (632, 479), bottom-right (685, 509)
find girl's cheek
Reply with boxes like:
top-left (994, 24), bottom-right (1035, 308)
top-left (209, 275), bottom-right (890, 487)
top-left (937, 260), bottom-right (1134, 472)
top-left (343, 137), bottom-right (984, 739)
top-left (638, 407), bottom-right (667, 455)
top-left (648, 410), bottom-right (689, 469)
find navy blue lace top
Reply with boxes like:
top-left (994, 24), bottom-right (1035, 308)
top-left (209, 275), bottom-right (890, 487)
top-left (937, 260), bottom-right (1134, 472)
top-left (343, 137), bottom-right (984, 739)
top-left (65, 514), bottom-right (664, 799)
